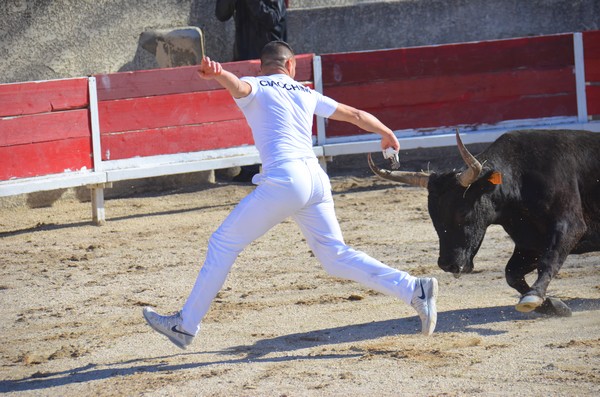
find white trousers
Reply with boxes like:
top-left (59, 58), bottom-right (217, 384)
top-left (181, 157), bottom-right (417, 335)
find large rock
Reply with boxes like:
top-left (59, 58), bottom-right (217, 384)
top-left (139, 27), bottom-right (206, 67)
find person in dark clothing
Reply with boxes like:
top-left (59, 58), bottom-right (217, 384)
top-left (215, 0), bottom-right (288, 182)
top-left (216, 0), bottom-right (287, 61)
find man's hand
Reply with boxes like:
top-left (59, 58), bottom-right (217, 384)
top-left (198, 57), bottom-right (223, 80)
top-left (197, 56), bottom-right (252, 99)
top-left (380, 132), bottom-right (400, 152)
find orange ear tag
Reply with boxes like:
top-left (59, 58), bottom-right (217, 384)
top-left (488, 171), bottom-right (502, 185)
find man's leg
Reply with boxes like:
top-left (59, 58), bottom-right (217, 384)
top-left (179, 172), bottom-right (310, 335)
top-left (144, 178), bottom-right (305, 348)
top-left (293, 196), bottom-right (417, 304)
top-left (292, 166), bottom-right (437, 335)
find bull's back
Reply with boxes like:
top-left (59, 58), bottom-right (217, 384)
top-left (485, 130), bottom-right (598, 166)
top-left (485, 130), bottom-right (600, 253)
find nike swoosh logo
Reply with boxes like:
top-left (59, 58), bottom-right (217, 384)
top-left (417, 281), bottom-right (426, 300)
top-left (171, 326), bottom-right (193, 337)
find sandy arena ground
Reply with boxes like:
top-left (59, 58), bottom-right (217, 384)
top-left (1, 153), bottom-right (599, 396)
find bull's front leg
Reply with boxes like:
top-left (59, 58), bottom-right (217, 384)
top-left (506, 248), bottom-right (571, 316)
top-left (513, 216), bottom-right (584, 316)
top-left (505, 248), bottom-right (537, 297)
top-left (515, 250), bottom-right (562, 313)
top-left (522, 248), bottom-right (573, 317)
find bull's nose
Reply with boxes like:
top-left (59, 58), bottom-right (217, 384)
top-left (437, 258), bottom-right (461, 274)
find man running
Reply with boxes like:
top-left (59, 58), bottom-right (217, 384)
top-left (143, 41), bottom-right (438, 349)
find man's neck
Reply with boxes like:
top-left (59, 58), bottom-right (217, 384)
top-left (261, 66), bottom-right (289, 76)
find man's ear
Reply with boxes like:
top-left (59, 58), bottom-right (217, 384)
top-left (286, 58), bottom-right (296, 77)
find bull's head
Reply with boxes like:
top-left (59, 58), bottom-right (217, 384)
top-left (368, 130), bottom-right (498, 278)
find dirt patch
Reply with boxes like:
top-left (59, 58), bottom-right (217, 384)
top-left (1, 152), bottom-right (599, 396)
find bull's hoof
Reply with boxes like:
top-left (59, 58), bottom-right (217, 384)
top-left (534, 297), bottom-right (572, 317)
top-left (515, 295), bottom-right (543, 312)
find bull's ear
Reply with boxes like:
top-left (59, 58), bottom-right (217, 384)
top-left (487, 171), bottom-right (502, 185)
top-left (478, 170), bottom-right (502, 191)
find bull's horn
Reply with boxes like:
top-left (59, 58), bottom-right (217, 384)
top-left (455, 129), bottom-right (482, 187)
top-left (367, 153), bottom-right (430, 188)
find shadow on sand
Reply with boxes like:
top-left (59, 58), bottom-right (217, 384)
top-left (1, 298), bottom-right (598, 393)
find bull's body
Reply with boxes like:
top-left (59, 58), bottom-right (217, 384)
top-left (370, 129), bottom-right (600, 316)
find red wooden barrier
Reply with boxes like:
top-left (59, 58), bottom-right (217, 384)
top-left (94, 54), bottom-right (315, 161)
top-left (2, 33), bottom-right (600, 224)
top-left (94, 55), bottom-right (314, 101)
top-left (321, 34), bottom-right (577, 137)
top-left (0, 78), bottom-right (89, 117)
top-left (0, 78), bottom-right (92, 180)
top-left (584, 30), bottom-right (600, 118)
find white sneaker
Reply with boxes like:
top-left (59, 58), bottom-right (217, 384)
top-left (142, 307), bottom-right (194, 349)
top-left (410, 277), bottom-right (438, 336)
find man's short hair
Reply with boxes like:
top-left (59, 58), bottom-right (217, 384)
top-left (260, 41), bottom-right (295, 69)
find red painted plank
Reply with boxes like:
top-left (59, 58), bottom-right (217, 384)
top-left (584, 30), bottom-right (600, 82)
top-left (95, 54), bottom-right (314, 101)
top-left (321, 34), bottom-right (573, 87)
top-left (325, 93), bottom-right (577, 137)
top-left (0, 78), bottom-right (89, 117)
top-left (323, 68), bottom-right (575, 110)
top-left (0, 138), bottom-right (93, 180)
top-left (583, 31), bottom-right (600, 57)
top-left (293, 53), bottom-right (315, 83)
top-left (0, 109), bottom-right (91, 147)
top-left (95, 66), bottom-right (218, 102)
top-left (583, 30), bottom-right (600, 57)
top-left (585, 59), bottom-right (600, 82)
top-left (98, 90), bottom-right (242, 134)
top-left (587, 85), bottom-right (600, 116)
top-left (101, 119), bottom-right (253, 160)
top-left (99, 80), bottom-right (311, 135)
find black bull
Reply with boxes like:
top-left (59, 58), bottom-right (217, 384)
top-left (369, 129), bottom-right (600, 316)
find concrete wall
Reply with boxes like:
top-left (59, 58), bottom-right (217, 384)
top-left (290, 0), bottom-right (600, 55)
top-left (1, 0), bottom-right (598, 84)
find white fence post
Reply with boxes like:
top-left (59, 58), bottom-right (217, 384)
top-left (574, 32), bottom-right (588, 123)
top-left (88, 76), bottom-right (107, 225)
top-left (312, 55), bottom-right (329, 171)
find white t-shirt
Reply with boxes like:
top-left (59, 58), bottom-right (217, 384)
top-left (234, 74), bottom-right (338, 169)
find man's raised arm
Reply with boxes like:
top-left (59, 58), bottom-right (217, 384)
top-left (198, 57), bottom-right (252, 99)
